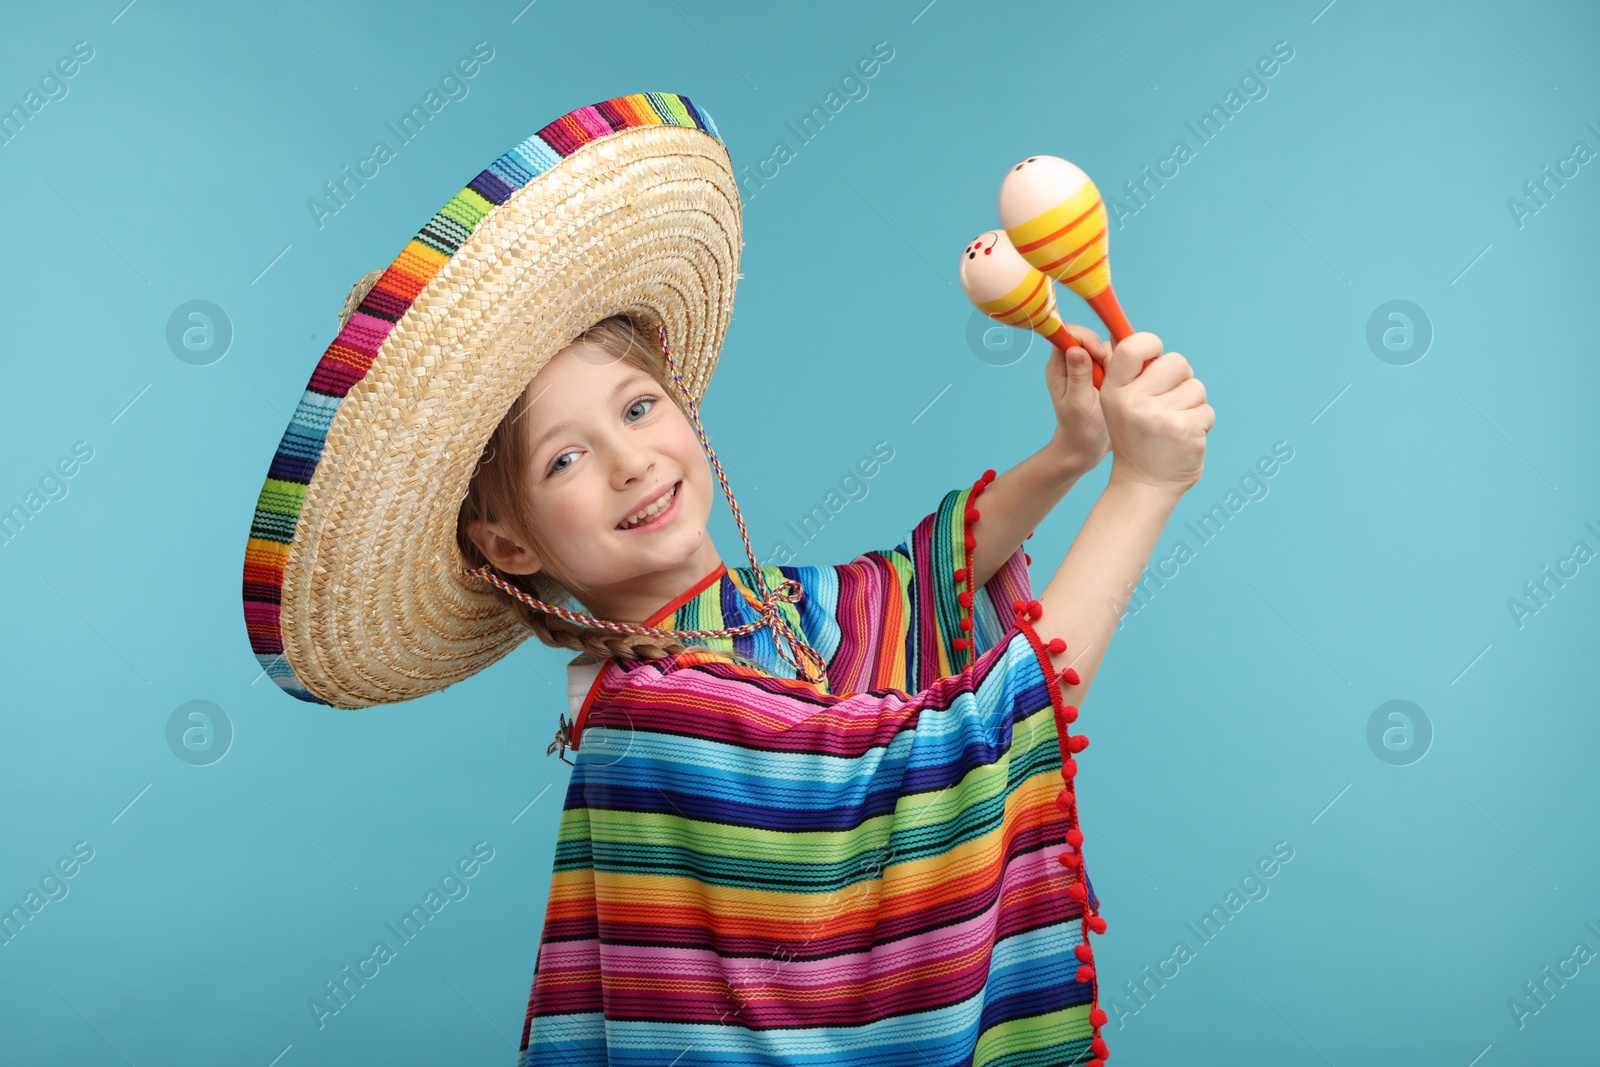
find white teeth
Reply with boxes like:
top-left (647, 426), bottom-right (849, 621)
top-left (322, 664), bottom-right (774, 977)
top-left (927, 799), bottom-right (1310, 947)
top-left (619, 484), bottom-right (676, 529)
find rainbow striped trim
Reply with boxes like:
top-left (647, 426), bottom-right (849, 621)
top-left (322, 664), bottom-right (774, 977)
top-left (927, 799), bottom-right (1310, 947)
top-left (241, 93), bottom-right (723, 708)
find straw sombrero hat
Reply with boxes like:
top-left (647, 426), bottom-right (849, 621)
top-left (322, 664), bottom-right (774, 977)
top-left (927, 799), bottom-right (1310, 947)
top-left (241, 93), bottom-right (741, 710)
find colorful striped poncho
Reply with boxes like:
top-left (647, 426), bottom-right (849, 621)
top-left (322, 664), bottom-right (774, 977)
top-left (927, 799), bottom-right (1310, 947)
top-left (518, 479), bottom-right (1108, 1065)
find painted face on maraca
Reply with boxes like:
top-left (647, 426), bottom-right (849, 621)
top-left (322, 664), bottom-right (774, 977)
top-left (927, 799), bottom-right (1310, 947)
top-left (959, 230), bottom-right (1032, 304)
top-left (958, 227), bottom-right (1076, 346)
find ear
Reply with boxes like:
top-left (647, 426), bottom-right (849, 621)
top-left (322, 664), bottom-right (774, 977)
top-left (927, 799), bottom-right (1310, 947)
top-left (464, 518), bottom-right (543, 576)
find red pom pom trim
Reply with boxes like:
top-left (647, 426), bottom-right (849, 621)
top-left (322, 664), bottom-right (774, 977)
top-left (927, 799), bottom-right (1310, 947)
top-left (983, 469), bottom-right (996, 482)
top-left (1089, 1007), bottom-right (1108, 1027)
top-left (953, 470), bottom-right (995, 672)
top-left (1091, 1037), bottom-right (1110, 1058)
top-left (1012, 571), bottom-right (1106, 980)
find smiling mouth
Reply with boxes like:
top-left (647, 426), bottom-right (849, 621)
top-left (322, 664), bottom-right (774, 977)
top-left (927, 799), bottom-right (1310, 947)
top-left (617, 481), bottom-right (680, 530)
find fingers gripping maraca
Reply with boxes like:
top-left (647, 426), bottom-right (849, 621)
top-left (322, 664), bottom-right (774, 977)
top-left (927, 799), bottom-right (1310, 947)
top-left (959, 230), bottom-right (1106, 389)
top-left (1099, 334), bottom-right (1212, 498)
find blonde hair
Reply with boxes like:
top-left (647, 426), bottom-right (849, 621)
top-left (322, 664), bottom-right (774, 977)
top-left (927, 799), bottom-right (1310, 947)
top-left (456, 314), bottom-right (762, 667)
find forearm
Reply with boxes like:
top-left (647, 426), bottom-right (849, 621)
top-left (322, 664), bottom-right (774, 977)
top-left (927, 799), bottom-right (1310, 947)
top-left (1034, 480), bottom-right (1180, 702)
top-left (968, 440), bottom-right (1088, 589)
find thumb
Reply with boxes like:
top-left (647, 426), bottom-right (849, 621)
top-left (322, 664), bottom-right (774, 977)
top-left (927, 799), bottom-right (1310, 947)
top-left (1103, 333), bottom-right (1153, 389)
top-left (1063, 342), bottom-right (1095, 393)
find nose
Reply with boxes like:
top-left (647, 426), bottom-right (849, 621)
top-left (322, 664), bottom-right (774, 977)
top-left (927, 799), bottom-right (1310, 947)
top-left (607, 430), bottom-right (656, 491)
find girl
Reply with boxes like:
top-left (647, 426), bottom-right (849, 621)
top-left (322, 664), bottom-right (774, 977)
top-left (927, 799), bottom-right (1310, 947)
top-left (457, 313), bottom-right (1207, 1067)
top-left (241, 92), bottom-right (1210, 1067)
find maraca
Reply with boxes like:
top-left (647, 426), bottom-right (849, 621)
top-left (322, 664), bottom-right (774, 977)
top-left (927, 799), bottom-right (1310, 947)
top-left (1000, 156), bottom-right (1143, 362)
top-left (959, 229), bottom-right (1106, 389)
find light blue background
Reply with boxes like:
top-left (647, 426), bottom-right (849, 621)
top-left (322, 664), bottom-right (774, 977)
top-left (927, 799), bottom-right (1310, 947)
top-left (2, 0), bottom-right (1596, 1063)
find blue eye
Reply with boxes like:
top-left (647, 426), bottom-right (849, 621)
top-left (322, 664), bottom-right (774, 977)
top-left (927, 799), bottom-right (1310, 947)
top-left (626, 396), bottom-right (656, 421)
top-left (548, 450), bottom-right (578, 474)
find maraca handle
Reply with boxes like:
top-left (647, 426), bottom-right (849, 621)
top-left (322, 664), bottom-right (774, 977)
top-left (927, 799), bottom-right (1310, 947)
top-left (1086, 289), bottom-right (1133, 344)
top-left (1052, 290), bottom-right (1158, 389)
top-left (1085, 285), bottom-right (1159, 385)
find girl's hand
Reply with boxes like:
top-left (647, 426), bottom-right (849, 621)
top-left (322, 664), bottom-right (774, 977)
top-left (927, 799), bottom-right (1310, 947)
top-left (1099, 332), bottom-right (1215, 499)
top-left (1044, 324), bottom-right (1112, 475)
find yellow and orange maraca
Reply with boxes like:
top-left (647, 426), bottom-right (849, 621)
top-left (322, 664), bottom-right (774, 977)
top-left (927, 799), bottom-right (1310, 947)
top-left (960, 155), bottom-right (1146, 389)
top-left (959, 229), bottom-right (1108, 389)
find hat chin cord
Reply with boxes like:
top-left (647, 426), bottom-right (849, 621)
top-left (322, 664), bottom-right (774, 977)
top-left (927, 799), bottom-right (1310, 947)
top-left (463, 324), bottom-right (828, 683)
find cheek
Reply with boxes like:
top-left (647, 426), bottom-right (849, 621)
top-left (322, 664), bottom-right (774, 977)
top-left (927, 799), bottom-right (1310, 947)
top-left (540, 483), bottom-right (605, 540)
top-left (686, 445), bottom-right (715, 497)
top-left (668, 416), bottom-right (710, 473)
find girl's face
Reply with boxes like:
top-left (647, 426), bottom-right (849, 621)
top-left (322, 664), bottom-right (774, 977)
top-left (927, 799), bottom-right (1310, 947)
top-left (495, 339), bottom-right (722, 622)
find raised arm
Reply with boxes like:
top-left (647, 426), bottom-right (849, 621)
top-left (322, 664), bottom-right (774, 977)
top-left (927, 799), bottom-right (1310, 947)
top-left (967, 324), bottom-right (1111, 589)
top-left (1033, 332), bottom-right (1214, 702)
